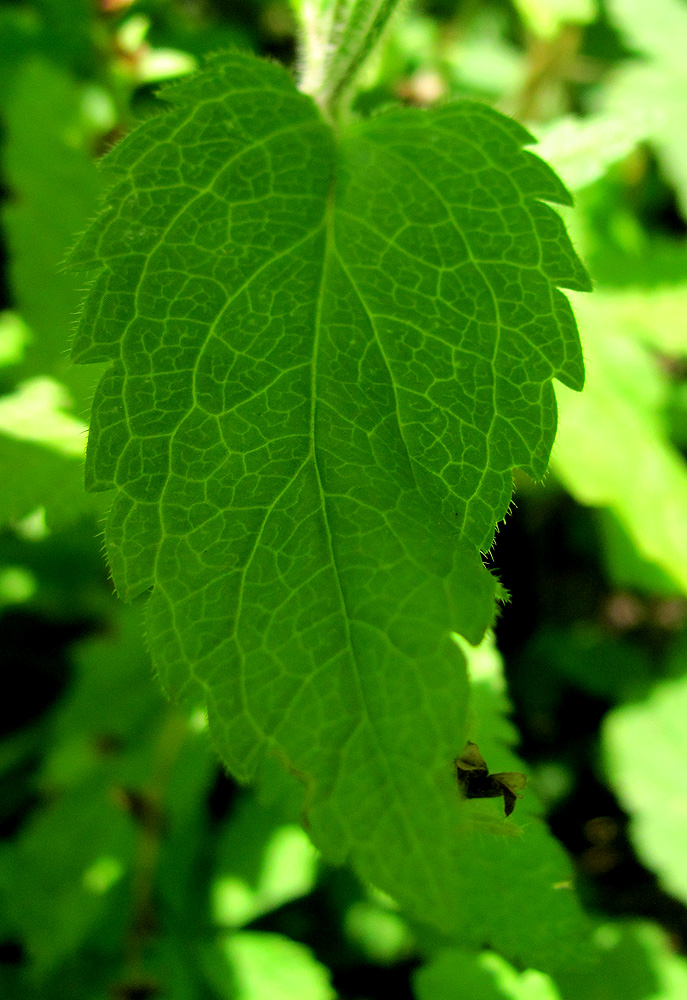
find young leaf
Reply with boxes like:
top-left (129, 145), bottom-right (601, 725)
top-left (71, 51), bottom-right (587, 941)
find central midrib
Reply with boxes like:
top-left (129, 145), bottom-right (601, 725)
top-left (307, 162), bottom-right (448, 911)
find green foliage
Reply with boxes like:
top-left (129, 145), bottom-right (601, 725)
top-left (604, 670), bottom-right (687, 906)
top-left (415, 947), bottom-right (560, 1000)
top-left (203, 932), bottom-right (335, 1000)
top-left (553, 290), bottom-right (687, 594)
top-left (416, 922), bottom-right (687, 1000)
top-left (212, 795), bottom-right (319, 928)
top-left (448, 635), bottom-right (590, 968)
top-left (1, 57), bottom-right (103, 404)
top-left (513, 0), bottom-right (597, 40)
top-left (4, 0), bottom-right (687, 997)
top-left (555, 922), bottom-right (687, 1000)
top-left (604, 0), bottom-right (687, 220)
top-left (0, 55), bottom-right (105, 528)
top-left (0, 786), bottom-right (135, 973)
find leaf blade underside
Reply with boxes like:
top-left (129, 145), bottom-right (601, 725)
top-left (71, 51), bottom-right (587, 948)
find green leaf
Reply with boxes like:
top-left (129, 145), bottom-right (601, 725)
top-left (603, 672), bottom-right (687, 907)
top-left (0, 377), bottom-right (101, 528)
top-left (1, 57), bottom-right (104, 405)
top-left (212, 794), bottom-right (319, 929)
top-left (570, 284), bottom-right (687, 358)
top-left (41, 606), bottom-right (165, 791)
top-left (450, 633), bottom-right (591, 969)
top-left (344, 895), bottom-right (415, 965)
top-left (414, 947), bottom-right (561, 1000)
top-left (512, 0), bottom-right (597, 40)
top-left (604, 0), bottom-right (687, 220)
top-left (517, 623), bottom-right (655, 705)
top-left (203, 932), bottom-right (335, 1000)
top-left (555, 922), bottom-right (687, 1000)
top-left (553, 292), bottom-right (687, 595)
top-left (33, 0), bottom-right (96, 71)
top-left (0, 435), bottom-right (91, 529)
top-left (415, 922), bottom-right (687, 1000)
top-left (71, 51), bottom-right (587, 942)
top-left (598, 510), bottom-right (681, 597)
top-left (0, 785), bottom-right (135, 973)
top-left (533, 115), bottom-right (646, 193)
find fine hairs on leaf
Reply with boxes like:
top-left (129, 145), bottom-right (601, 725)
top-left (69, 47), bottom-right (589, 959)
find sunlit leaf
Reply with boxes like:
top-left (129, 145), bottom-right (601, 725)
top-left (553, 292), bottom-right (687, 595)
top-left (70, 49), bottom-right (587, 950)
top-left (604, 0), bottom-right (687, 220)
top-left (604, 673), bottom-right (687, 906)
top-left (415, 946), bottom-right (561, 1000)
top-left (512, 0), bottom-right (597, 40)
top-left (212, 794), bottom-right (319, 928)
top-left (204, 932), bottom-right (335, 1000)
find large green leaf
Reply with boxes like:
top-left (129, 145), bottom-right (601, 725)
top-left (70, 51), bottom-right (587, 943)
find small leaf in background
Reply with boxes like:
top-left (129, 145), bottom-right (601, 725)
top-left (512, 0), bottom-right (598, 40)
top-left (414, 946), bottom-right (561, 1000)
top-left (212, 794), bottom-right (319, 929)
top-left (0, 57), bottom-right (104, 405)
top-left (0, 435), bottom-right (93, 529)
top-left (203, 932), bottom-right (335, 1000)
top-left (0, 786), bottom-right (135, 973)
top-left (553, 292), bottom-right (687, 596)
top-left (534, 115), bottom-right (646, 194)
top-left (604, 671), bottom-right (687, 907)
top-left (414, 921), bottom-right (687, 1000)
top-left (344, 893), bottom-right (415, 966)
top-left (604, 0), bottom-right (687, 221)
top-left (555, 922), bottom-right (687, 1000)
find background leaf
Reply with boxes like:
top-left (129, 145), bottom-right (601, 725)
top-left (552, 291), bottom-right (687, 595)
top-left (603, 670), bottom-right (687, 907)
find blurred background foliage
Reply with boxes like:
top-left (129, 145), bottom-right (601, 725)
top-left (2, 0), bottom-right (687, 997)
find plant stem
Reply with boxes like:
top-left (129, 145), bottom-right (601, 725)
top-left (297, 0), bottom-right (403, 121)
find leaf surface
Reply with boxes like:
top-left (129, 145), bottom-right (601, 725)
top-left (71, 51), bottom-right (587, 942)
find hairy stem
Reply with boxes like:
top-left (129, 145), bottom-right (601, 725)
top-left (297, 0), bottom-right (403, 120)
